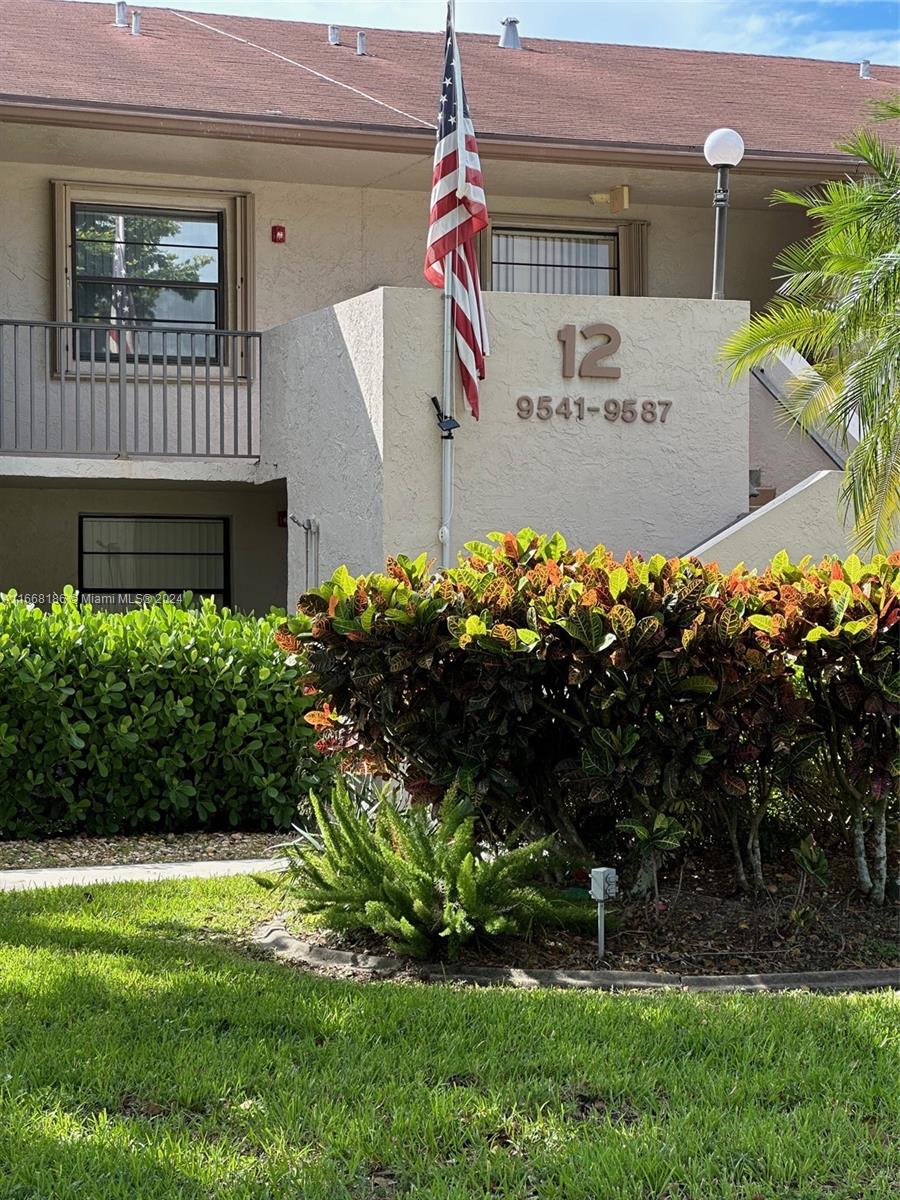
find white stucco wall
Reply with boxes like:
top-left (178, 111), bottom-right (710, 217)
top-left (641, 202), bottom-right (808, 313)
top-left (385, 290), bottom-right (749, 562)
top-left (262, 288), bottom-right (749, 586)
top-left (0, 152), bottom-right (810, 603)
top-left (259, 291), bottom-right (385, 605)
top-left (689, 470), bottom-right (855, 569)
top-left (749, 370), bottom-right (838, 496)
top-left (0, 482), bottom-right (287, 613)
top-left (1, 159), bottom-right (801, 334)
top-left (491, 193), bottom-right (807, 314)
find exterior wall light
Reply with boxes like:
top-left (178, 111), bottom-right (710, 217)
top-left (703, 127), bottom-right (745, 300)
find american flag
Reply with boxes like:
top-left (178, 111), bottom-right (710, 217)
top-left (423, 1), bottom-right (489, 419)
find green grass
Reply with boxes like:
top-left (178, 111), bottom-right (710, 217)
top-left (0, 878), bottom-right (897, 1199)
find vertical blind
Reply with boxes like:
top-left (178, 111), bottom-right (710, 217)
top-left (79, 516), bottom-right (228, 610)
top-left (491, 230), bottom-right (619, 295)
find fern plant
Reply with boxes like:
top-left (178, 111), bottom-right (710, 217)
top-left (281, 778), bottom-right (589, 958)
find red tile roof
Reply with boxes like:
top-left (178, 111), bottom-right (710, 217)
top-left (1, 1), bottom-right (897, 160)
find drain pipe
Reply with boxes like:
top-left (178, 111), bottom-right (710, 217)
top-left (289, 515), bottom-right (320, 591)
top-left (589, 867), bottom-right (618, 959)
top-left (288, 514), bottom-right (318, 591)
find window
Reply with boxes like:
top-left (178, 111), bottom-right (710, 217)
top-left (78, 516), bottom-right (230, 611)
top-left (491, 229), bottom-right (619, 296)
top-left (53, 181), bottom-right (254, 373)
top-left (482, 215), bottom-right (648, 297)
top-left (72, 205), bottom-right (224, 361)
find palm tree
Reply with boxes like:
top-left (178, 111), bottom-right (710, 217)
top-left (721, 99), bottom-right (900, 554)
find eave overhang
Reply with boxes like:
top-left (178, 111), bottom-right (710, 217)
top-left (0, 95), bottom-right (863, 178)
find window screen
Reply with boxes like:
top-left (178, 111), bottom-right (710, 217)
top-left (491, 230), bottom-right (619, 295)
top-left (79, 516), bottom-right (229, 611)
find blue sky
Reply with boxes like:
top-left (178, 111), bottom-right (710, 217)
top-left (70, 0), bottom-right (900, 63)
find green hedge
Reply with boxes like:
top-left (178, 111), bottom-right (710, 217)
top-left (0, 589), bottom-right (331, 837)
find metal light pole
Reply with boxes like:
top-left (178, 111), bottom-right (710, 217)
top-left (703, 128), bottom-right (745, 301)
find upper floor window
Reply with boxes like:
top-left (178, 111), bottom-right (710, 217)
top-left (481, 215), bottom-right (648, 298)
top-left (491, 229), bottom-right (619, 296)
top-left (72, 204), bottom-right (224, 360)
top-left (53, 181), bottom-right (254, 374)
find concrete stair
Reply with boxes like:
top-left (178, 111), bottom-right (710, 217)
top-left (749, 486), bottom-right (777, 511)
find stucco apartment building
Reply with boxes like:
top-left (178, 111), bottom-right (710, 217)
top-left (1, 1), bottom-right (897, 611)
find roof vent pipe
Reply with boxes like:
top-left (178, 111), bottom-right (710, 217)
top-left (499, 17), bottom-right (521, 49)
top-left (356, 31), bottom-right (367, 55)
top-left (328, 25), bottom-right (340, 45)
top-left (114, 1), bottom-right (127, 27)
top-left (859, 59), bottom-right (871, 79)
top-left (130, 9), bottom-right (141, 35)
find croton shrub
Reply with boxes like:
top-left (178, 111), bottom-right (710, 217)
top-left (749, 553), bottom-right (900, 902)
top-left (278, 532), bottom-right (900, 904)
top-left (0, 589), bottom-right (333, 837)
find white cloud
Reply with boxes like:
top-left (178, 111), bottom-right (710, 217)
top-left (789, 29), bottom-right (900, 62)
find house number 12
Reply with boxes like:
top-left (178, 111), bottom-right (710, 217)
top-left (557, 323), bottom-right (621, 379)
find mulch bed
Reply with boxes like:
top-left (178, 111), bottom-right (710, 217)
top-left (0, 829), bottom-right (286, 870)
top-left (299, 853), bottom-right (899, 977)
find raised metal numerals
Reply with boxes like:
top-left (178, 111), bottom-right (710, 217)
top-left (558, 322), bottom-right (621, 379)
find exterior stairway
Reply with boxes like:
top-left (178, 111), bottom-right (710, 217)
top-left (749, 485), bottom-right (776, 511)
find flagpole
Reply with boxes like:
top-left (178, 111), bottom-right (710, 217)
top-left (430, 0), bottom-right (486, 570)
top-left (439, 0), bottom-right (457, 570)
top-left (439, 258), bottom-right (454, 568)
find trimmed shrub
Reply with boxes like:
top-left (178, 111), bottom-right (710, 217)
top-left (280, 776), bottom-right (592, 959)
top-left (279, 531), bottom-right (899, 901)
top-left (0, 589), bottom-right (332, 837)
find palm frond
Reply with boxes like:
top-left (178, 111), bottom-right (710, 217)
top-left (719, 303), bottom-right (838, 378)
top-left (778, 362), bottom-right (846, 434)
top-left (721, 119), bottom-right (900, 552)
top-left (845, 414), bottom-right (900, 555)
top-left (868, 94), bottom-right (900, 123)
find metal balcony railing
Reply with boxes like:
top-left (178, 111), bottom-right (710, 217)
top-left (0, 319), bottom-right (261, 458)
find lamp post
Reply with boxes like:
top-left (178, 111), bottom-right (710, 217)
top-left (703, 127), bottom-right (745, 300)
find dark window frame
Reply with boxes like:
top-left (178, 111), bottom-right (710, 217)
top-left (489, 226), bottom-right (621, 296)
top-left (77, 514), bottom-right (232, 610)
top-left (71, 203), bottom-right (226, 363)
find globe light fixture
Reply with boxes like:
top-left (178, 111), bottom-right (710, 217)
top-left (703, 127), bottom-right (745, 169)
top-left (703, 127), bottom-right (745, 300)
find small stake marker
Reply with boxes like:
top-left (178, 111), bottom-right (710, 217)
top-left (589, 867), bottom-right (618, 959)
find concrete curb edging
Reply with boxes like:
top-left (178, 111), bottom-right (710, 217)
top-left (255, 920), bottom-right (899, 994)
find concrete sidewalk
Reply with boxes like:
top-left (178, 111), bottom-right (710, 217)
top-left (0, 857), bottom-right (286, 891)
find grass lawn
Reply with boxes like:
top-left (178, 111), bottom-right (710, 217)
top-left (0, 878), bottom-right (896, 1199)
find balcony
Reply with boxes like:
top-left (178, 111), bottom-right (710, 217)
top-left (0, 320), bottom-right (260, 459)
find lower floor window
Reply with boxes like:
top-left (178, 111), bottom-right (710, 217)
top-left (79, 515), bottom-right (229, 611)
